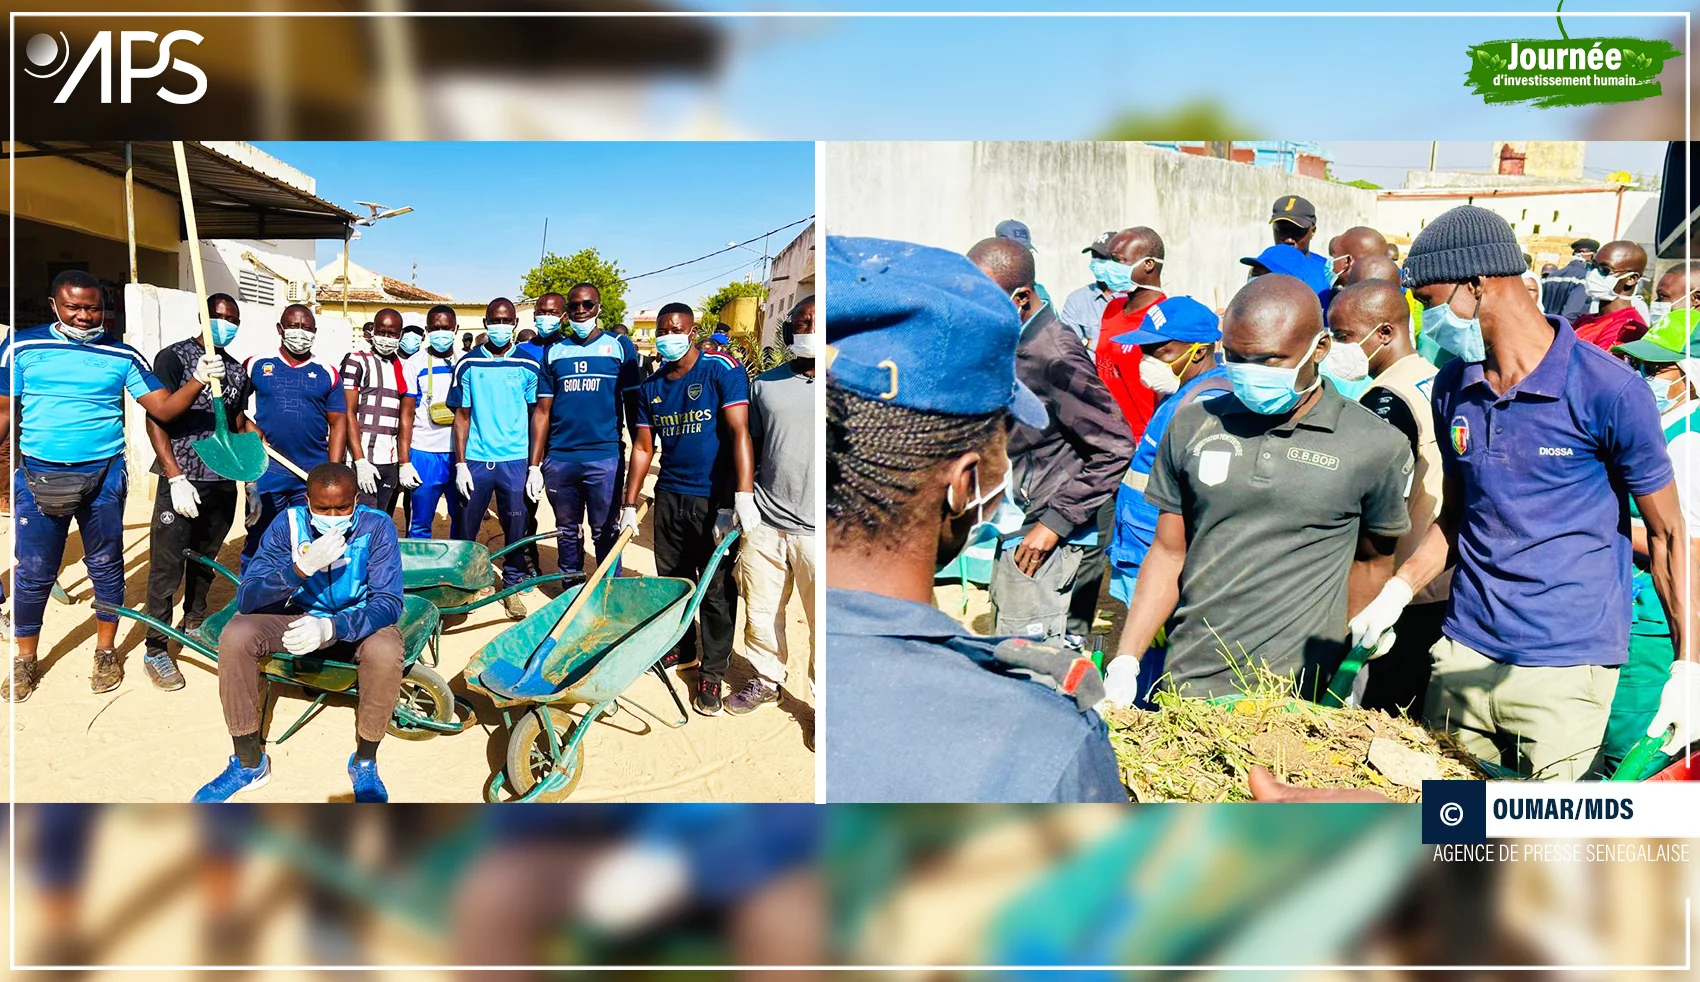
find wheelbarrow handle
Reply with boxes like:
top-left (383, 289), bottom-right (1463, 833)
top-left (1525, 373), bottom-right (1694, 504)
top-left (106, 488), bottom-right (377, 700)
top-left (486, 528), bottom-right (568, 563)
top-left (676, 528), bottom-right (740, 630)
top-left (91, 600), bottom-right (220, 660)
top-left (183, 548), bottom-right (242, 584)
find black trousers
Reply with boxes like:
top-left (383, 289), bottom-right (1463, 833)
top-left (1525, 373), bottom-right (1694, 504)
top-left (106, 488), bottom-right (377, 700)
top-left (1361, 600), bottom-right (1449, 718)
top-left (358, 461), bottom-right (403, 519)
top-left (653, 487), bottom-right (738, 681)
top-left (145, 476), bottom-right (239, 652)
top-left (1066, 497), bottom-right (1117, 637)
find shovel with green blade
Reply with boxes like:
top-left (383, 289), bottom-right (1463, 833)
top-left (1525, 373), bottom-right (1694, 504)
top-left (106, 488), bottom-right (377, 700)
top-left (171, 141), bottom-right (269, 482)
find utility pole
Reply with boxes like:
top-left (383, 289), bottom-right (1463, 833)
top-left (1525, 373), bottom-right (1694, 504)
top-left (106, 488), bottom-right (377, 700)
top-left (540, 217), bottom-right (549, 263)
top-left (1429, 141), bottom-right (1438, 172)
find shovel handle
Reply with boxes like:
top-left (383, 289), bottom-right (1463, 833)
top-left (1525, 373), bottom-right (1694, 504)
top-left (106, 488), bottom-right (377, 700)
top-left (538, 502), bottom-right (649, 649)
top-left (265, 444), bottom-right (310, 481)
top-left (170, 141), bottom-right (222, 402)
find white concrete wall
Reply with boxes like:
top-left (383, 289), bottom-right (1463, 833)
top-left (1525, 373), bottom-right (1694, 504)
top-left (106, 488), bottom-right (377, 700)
top-left (121, 283), bottom-right (358, 478)
top-left (177, 238), bottom-right (320, 306)
top-left (824, 142), bottom-right (1381, 313)
top-left (1376, 189), bottom-right (1660, 266)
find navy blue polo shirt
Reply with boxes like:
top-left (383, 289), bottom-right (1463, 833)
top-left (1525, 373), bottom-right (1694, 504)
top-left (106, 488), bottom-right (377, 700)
top-left (633, 350), bottom-right (749, 497)
top-left (825, 588), bottom-right (1126, 803)
top-left (1433, 317), bottom-right (1673, 668)
top-left (538, 329), bottom-right (641, 461)
top-left (247, 352), bottom-right (346, 492)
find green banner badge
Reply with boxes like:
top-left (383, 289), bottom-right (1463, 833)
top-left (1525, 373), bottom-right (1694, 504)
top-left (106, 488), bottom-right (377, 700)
top-left (1466, 37), bottom-right (1681, 108)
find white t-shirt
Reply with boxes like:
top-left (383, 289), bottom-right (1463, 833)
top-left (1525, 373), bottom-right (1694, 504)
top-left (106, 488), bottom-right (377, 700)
top-left (403, 349), bottom-right (458, 455)
top-left (1660, 398), bottom-right (1700, 528)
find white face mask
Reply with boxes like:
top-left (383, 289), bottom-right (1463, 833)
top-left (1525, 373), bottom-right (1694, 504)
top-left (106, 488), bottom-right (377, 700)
top-left (1584, 266), bottom-right (1633, 302)
top-left (788, 333), bottom-right (817, 359)
top-left (370, 335), bottom-right (401, 357)
top-left (1138, 354), bottom-right (1183, 395)
top-left (281, 327), bottom-right (315, 355)
top-left (51, 302), bottom-right (104, 344)
top-left (1322, 335), bottom-right (1377, 381)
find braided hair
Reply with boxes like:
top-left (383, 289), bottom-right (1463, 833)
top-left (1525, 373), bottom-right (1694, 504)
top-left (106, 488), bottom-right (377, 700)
top-left (828, 380), bottom-right (1006, 548)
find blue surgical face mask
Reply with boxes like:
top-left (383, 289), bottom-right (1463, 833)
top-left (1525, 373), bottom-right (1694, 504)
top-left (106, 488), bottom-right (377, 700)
top-left (427, 329), bottom-right (456, 354)
top-left (1646, 373), bottom-right (1676, 414)
top-left (655, 333), bottom-right (691, 362)
top-left (1225, 333), bottom-right (1325, 415)
top-left (1324, 256), bottom-right (1346, 289)
top-left (569, 317), bottom-right (597, 339)
top-left (1091, 258), bottom-right (1134, 293)
top-left (1420, 292), bottom-right (1486, 363)
top-left (534, 314), bottom-right (563, 337)
top-left (309, 511), bottom-right (354, 537)
top-left (485, 323), bottom-right (515, 348)
top-left (399, 332), bottom-right (424, 356)
top-left (211, 317), bottom-right (239, 348)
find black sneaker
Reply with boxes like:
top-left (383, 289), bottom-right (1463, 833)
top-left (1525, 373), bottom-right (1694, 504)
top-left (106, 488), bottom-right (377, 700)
top-left (91, 647), bottom-right (123, 693)
top-left (3, 657), bottom-right (38, 703)
top-left (142, 649), bottom-right (186, 691)
top-left (661, 646), bottom-right (701, 672)
top-left (691, 676), bottom-right (723, 716)
top-left (724, 678), bottom-right (779, 715)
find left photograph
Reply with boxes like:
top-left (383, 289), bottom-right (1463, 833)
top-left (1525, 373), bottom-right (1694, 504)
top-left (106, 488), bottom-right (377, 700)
top-left (3, 140), bottom-right (817, 803)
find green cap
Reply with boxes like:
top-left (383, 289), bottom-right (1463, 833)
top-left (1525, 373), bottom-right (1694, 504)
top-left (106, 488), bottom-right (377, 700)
top-left (1614, 308), bottom-right (1700, 363)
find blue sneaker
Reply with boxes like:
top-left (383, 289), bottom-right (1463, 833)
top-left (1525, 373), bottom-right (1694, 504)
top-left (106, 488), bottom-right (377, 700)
top-left (348, 754), bottom-right (388, 803)
top-left (192, 754), bottom-right (271, 802)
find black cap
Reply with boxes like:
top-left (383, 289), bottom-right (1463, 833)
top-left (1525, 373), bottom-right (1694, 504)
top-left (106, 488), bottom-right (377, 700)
top-left (1082, 230), bottom-right (1118, 259)
top-left (1571, 237), bottom-right (1600, 253)
top-left (1269, 195), bottom-right (1318, 231)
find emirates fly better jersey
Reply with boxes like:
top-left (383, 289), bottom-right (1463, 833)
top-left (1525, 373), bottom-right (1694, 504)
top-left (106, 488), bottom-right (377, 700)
top-left (633, 350), bottom-right (749, 498)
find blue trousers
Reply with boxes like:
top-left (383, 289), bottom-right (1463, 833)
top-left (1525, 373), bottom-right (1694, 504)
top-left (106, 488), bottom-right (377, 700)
top-left (14, 457), bottom-right (128, 639)
top-left (240, 484), bottom-right (307, 567)
top-left (461, 459), bottom-right (534, 586)
top-left (542, 456), bottom-right (621, 576)
top-left (407, 450), bottom-right (465, 540)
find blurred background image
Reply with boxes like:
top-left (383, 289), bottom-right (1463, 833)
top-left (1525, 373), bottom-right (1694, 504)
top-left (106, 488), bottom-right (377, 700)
top-left (7, 803), bottom-right (1691, 974)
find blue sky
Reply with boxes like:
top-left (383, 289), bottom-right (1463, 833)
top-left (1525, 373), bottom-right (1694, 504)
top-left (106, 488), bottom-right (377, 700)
top-left (656, 3), bottom-right (1693, 140)
top-left (253, 142), bottom-right (813, 310)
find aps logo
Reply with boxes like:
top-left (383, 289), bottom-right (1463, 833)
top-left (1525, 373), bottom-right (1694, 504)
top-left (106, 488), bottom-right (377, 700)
top-left (23, 29), bottom-right (206, 105)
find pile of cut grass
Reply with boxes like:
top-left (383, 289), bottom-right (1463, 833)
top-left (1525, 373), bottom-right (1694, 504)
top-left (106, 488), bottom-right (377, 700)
top-left (1104, 666), bottom-right (1483, 802)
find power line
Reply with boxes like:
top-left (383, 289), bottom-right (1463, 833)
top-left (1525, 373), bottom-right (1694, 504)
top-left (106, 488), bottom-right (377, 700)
top-left (628, 255), bottom-right (765, 312)
top-left (622, 215), bottom-right (812, 282)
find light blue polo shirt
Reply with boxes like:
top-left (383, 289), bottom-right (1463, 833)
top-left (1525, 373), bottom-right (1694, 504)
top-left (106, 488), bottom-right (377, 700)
top-left (1, 324), bottom-right (164, 463)
top-left (446, 343), bottom-right (540, 463)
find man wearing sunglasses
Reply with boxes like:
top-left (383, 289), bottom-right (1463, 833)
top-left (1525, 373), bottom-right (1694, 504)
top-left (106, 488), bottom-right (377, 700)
top-left (1572, 240), bottom-right (1649, 351)
top-left (530, 283), bottom-right (642, 580)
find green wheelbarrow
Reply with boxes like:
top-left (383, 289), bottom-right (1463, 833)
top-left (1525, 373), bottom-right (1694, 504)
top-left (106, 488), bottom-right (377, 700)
top-left (400, 530), bottom-right (585, 615)
top-left (464, 530), bottom-right (740, 802)
top-left (94, 551), bottom-right (470, 743)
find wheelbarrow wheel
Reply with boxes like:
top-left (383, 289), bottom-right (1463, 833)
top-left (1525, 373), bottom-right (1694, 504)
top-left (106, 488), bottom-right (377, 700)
top-left (387, 663), bottom-right (456, 740)
top-left (506, 707), bottom-right (586, 801)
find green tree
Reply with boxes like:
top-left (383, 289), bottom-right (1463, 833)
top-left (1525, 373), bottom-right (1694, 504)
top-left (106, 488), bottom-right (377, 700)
top-left (700, 279), bottom-right (768, 328)
top-left (521, 248), bottom-right (627, 330)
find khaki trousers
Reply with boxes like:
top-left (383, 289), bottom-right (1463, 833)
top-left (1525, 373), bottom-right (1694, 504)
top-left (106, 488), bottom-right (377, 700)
top-left (735, 523), bottom-right (816, 690)
top-left (218, 612), bottom-right (404, 744)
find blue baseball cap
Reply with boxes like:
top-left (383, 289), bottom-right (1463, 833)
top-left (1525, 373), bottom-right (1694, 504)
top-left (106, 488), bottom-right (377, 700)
top-left (995, 219), bottom-right (1035, 252)
top-left (826, 235), bottom-right (1046, 428)
top-left (1240, 243), bottom-right (1314, 278)
top-left (710, 331), bottom-right (731, 344)
top-left (1111, 296), bottom-right (1221, 346)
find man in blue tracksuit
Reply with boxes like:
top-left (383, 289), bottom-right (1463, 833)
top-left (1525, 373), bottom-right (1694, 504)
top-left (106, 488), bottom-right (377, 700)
top-left (194, 462), bottom-right (404, 803)
top-left (398, 305), bottom-right (466, 539)
top-left (240, 304), bottom-right (348, 566)
top-left (2, 270), bottom-right (224, 701)
top-left (1103, 296), bottom-right (1232, 706)
top-left (450, 297), bottom-right (542, 620)
top-left (529, 283), bottom-right (642, 577)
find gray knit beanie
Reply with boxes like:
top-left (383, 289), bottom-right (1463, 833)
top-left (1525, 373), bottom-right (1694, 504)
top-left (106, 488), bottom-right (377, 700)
top-left (1401, 205), bottom-right (1528, 288)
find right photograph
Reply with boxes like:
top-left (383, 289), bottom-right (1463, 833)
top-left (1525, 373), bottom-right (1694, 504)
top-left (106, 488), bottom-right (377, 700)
top-left (823, 140), bottom-right (1699, 802)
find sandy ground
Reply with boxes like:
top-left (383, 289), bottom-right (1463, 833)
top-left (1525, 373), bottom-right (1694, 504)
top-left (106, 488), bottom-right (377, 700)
top-left (5, 473), bottom-right (816, 803)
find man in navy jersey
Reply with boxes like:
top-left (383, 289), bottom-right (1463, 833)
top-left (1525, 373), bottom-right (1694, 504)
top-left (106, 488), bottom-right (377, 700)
top-left (529, 283), bottom-right (642, 577)
top-left (241, 304), bottom-right (348, 566)
top-left (624, 302), bottom-right (757, 715)
top-left (451, 297), bottom-right (542, 620)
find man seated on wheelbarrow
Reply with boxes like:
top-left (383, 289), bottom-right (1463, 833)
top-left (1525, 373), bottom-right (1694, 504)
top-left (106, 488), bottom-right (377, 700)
top-left (194, 462), bottom-right (406, 803)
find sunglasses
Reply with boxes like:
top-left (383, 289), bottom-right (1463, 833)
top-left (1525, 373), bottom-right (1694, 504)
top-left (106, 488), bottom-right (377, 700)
top-left (566, 299), bottom-right (598, 312)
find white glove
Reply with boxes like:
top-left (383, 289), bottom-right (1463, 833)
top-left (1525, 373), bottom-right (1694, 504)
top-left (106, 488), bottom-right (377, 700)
top-left (398, 462), bottom-right (421, 490)
top-left (577, 843), bottom-right (691, 937)
top-left (1098, 655), bottom-right (1143, 711)
top-left (244, 483), bottom-right (260, 528)
top-left (455, 462), bottom-right (474, 499)
top-left (354, 458), bottom-right (379, 494)
top-left (733, 490), bottom-right (761, 532)
top-left (193, 352), bottom-right (226, 386)
top-left (713, 508), bottom-right (735, 544)
top-left (168, 475), bottom-right (201, 519)
top-left (280, 615), bottom-right (336, 656)
top-left (525, 464), bottom-right (546, 502)
top-left (1647, 660), bottom-right (1700, 752)
top-left (1348, 577), bottom-right (1413, 656)
top-left (295, 530), bottom-right (347, 576)
top-left (617, 505), bottom-right (640, 535)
